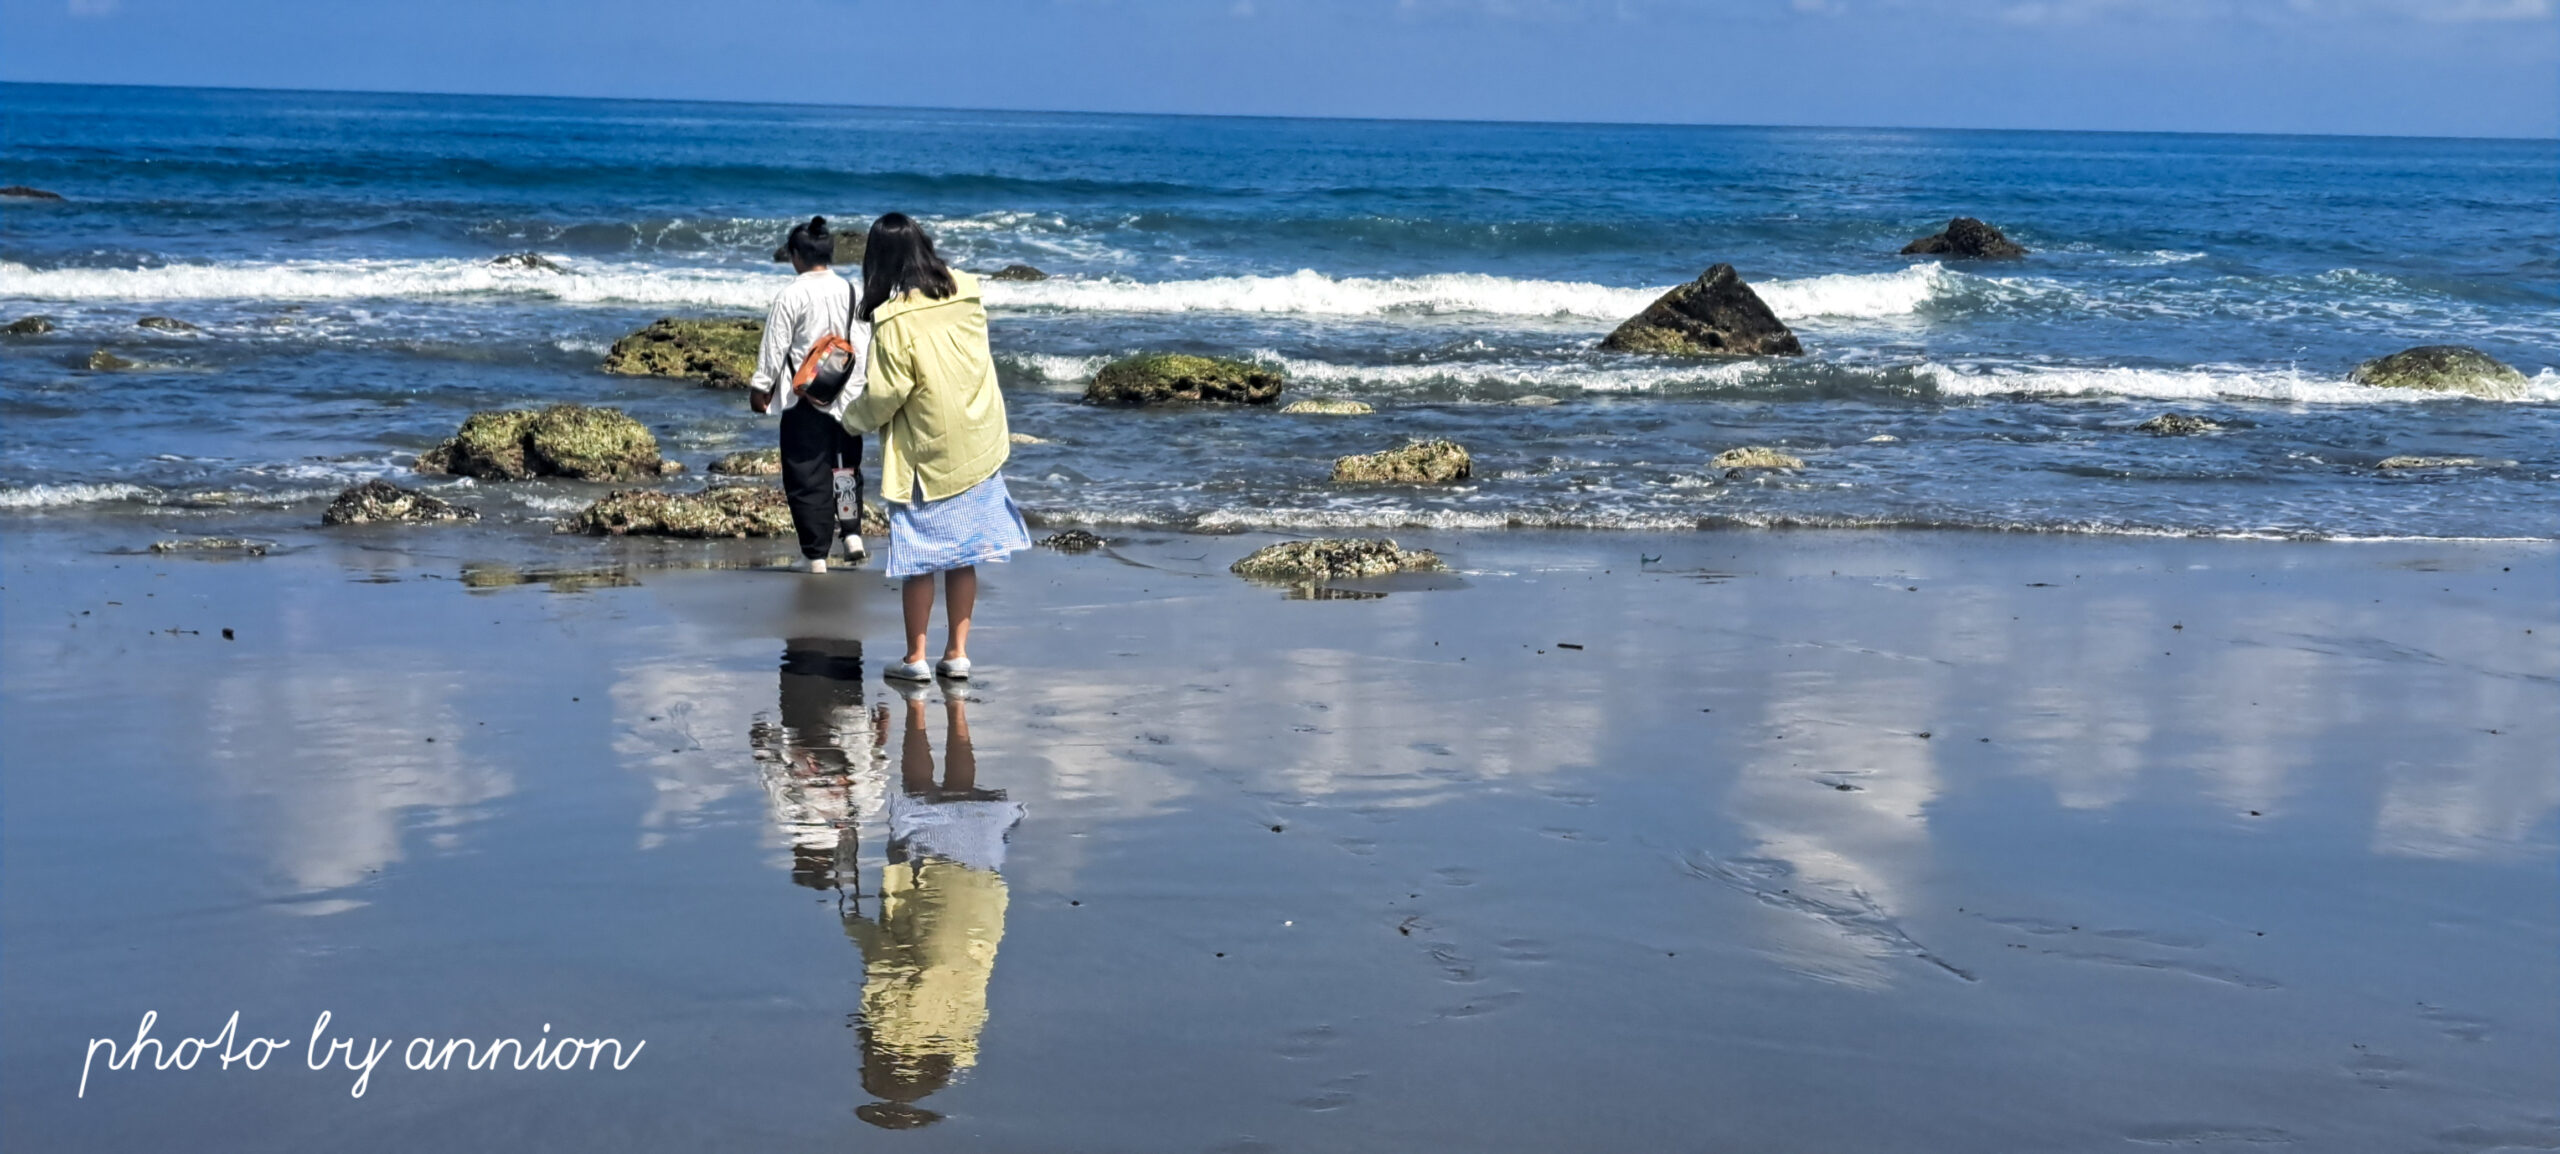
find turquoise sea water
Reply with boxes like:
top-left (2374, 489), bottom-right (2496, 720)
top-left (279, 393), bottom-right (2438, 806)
top-left (3, 82), bottom-right (2555, 539)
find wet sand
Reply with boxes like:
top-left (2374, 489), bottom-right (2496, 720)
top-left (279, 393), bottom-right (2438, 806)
top-left (3, 524), bottom-right (2554, 1151)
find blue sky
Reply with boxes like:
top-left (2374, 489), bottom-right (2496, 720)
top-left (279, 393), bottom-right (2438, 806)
top-left (1, 0), bottom-right (2552, 137)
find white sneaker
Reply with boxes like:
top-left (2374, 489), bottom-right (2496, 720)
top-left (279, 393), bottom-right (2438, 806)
top-left (935, 657), bottom-right (971, 681)
top-left (801, 557), bottom-right (828, 574)
top-left (883, 660), bottom-right (932, 683)
top-left (843, 536), bottom-right (869, 562)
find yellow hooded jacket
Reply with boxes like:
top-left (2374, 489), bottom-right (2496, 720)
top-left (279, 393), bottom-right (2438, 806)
top-left (839, 269), bottom-right (1011, 504)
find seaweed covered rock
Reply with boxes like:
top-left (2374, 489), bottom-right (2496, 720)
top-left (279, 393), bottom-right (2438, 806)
top-left (2136, 413), bottom-right (2222, 435)
top-left (1231, 537), bottom-right (1446, 582)
top-left (1902, 218), bottom-right (2028, 259)
top-left (1332, 439), bottom-right (1471, 484)
top-left (322, 479), bottom-right (479, 526)
top-left (1280, 398), bottom-right (1373, 415)
top-left (149, 537), bottom-right (271, 556)
top-left (136, 315), bottom-right (198, 333)
top-left (986, 264), bottom-right (1048, 281)
top-left (1039, 529), bottom-right (1107, 552)
top-left (84, 349), bottom-right (136, 371)
top-left (1711, 446), bottom-right (1804, 471)
top-left (1086, 353), bottom-right (1284, 407)
top-left (2349, 346), bottom-right (2528, 401)
top-left (564, 485), bottom-right (796, 538)
top-left (1598, 265), bottom-right (1802, 357)
top-left (4, 315), bottom-right (54, 335)
top-left (708, 447), bottom-right (784, 476)
top-left (602, 317), bottom-right (764, 389)
top-left (417, 404), bottom-right (668, 481)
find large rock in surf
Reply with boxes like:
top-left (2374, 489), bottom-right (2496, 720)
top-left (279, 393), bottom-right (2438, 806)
top-left (416, 404), bottom-right (673, 481)
top-left (322, 479), bottom-right (479, 526)
top-left (490, 252), bottom-right (566, 272)
top-left (708, 447), bottom-right (784, 476)
top-left (2136, 413), bottom-right (2222, 435)
top-left (1598, 264), bottom-right (1803, 357)
top-left (2349, 346), bottom-right (2528, 401)
top-left (1232, 537), bottom-right (1446, 582)
top-left (1902, 218), bottom-right (2028, 259)
top-left (1086, 353), bottom-right (1285, 406)
top-left (137, 315), bottom-right (198, 333)
top-left (4, 315), bottom-right (55, 335)
top-left (83, 348), bottom-right (136, 371)
top-left (0, 186), bottom-right (65, 201)
top-left (1711, 446), bottom-right (1804, 471)
top-left (1280, 397), bottom-right (1373, 415)
top-left (1333, 439), bottom-right (1471, 484)
top-left (602, 317), bottom-right (763, 389)
top-left (565, 483), bottom-right (888, 538)
top-left (986, 264), bottom-right (1048, 281)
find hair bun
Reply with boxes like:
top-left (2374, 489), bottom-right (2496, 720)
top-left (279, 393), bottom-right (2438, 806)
top-left (808, 215), bottom-right (828, 234)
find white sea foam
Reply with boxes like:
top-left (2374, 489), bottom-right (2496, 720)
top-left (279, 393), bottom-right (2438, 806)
top-left (0, 482), bottom-right (157, 509)
top-left (0, 259), bottom-right (779, 311)
top-left (1922, 363), bottom-right (2560, 405)
top-left (1754, 263), bottom-right (1969, 321)
top-left (984, 270), bottom-right (1665, 320)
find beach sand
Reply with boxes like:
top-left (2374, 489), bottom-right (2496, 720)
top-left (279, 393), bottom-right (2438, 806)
top-left (3, 523), bottom-right (2553, 1151)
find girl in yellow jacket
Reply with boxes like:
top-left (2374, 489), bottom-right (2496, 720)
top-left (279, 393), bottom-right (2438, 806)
top-left (840, 214), bottom-right (1032, 684)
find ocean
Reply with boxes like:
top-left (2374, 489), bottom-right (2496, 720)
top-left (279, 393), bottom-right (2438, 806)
top-left (3, 82), bottom-right (2555, 540)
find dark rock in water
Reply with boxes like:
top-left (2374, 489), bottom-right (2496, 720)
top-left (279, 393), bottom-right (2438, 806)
top-left (1710, 446), bottom-right (1804, 471)
top-left (2136, 413), bottom-right (2223, 435)
top-left (1086, 353), bottom-right (1285, 406)
top-left (1902, 218), bottom-right (2028, 259)
top-left (1039, 529), bottom-right (1107, 552)
top-left (150, 537), bottom-right (270, 556)
top-left (490, 252), bottom-right (566, 273)
top-left (602, 317), bottom-right (763, 389)
top-left (563, 485), bottom-right (795, 538)
top-left (322, 479), bottom-right (479, 526)
top-left (0, 186), bottom-right (65, 201)
top-left (83, 348), bottom-right (136, 371)
top-left (4, 315), bottom-right (55, 335)
top-left (136, 315), bottom-right (198, 333)
top-left (708, 447), bottom-right (783, 476)
top-left (1232, 537), bottom-right (1446, 582)
top-left (2350, 346), bottom-right (2529, 401)
top-left (1598, 264), bottom-right (1803, 357)
top-left (417, 404), bottom-right (667, 481)
top-left (986, 264), bottom-right (1049, 281)
top-left (1332, 439), bottom-right (1472, 484)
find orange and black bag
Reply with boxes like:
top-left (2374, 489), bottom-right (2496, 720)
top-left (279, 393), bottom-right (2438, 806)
top-left (791, 286), bottom-right (859, 406)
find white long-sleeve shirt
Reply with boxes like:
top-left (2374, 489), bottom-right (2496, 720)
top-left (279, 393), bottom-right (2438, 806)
top-left (749, 270), bottom-right (869, 419)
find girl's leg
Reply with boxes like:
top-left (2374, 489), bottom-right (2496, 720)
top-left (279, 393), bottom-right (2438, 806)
top-left (898, 692), bottom-right (934, 795)
top-left (942, 566), bottom-right (977, 662)
top-left (901, 575), bottom-right (935, 665)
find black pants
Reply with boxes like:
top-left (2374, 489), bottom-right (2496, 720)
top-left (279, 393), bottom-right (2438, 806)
top-left (779, 402), bottom-right (864, 560)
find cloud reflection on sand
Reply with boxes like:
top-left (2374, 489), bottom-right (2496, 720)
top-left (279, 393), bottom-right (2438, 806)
top-left (206, 665), bottom-right (510, 904)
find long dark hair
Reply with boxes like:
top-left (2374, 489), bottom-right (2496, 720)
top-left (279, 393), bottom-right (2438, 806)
top-left (858, 213), bottom-right (956, 323)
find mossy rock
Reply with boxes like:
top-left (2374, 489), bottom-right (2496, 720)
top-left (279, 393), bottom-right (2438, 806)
top-left (84, 348), bottom-right (136, 371)
top-left (1231, 538), bottom-right (1445, 582)
top-left (418, 405), bottom-right (666, 481)
top-left (1280, 398), bottom-right (1373, 415)
top-left (1599, 264), bottom-right (1802, 358)
top-left (2349, 346), bottom-right (2528, 401)
top-left (564, 485), bottom-right (797, 538)
top-left (322, 480), bottom-right (479, 526)
top-left (1332, 439), bottom-right (1471, 484)
top-left (6, 315), bottom-right (57, 335)
top-left (2136, 413), bottom-right (2222, 435)
top-left (602, 317), bottom-right (764, 389)
top-left (137, 316), bottom-right (199, 333)
top-left (708, 447), bottom-right (784, 476)
top-left (1711, 446), bottom-right (1804, 471)
top-left (1086, 353), bottom-right (1284, 407)
top-left (1039, 529), bottom-right (1107, 552)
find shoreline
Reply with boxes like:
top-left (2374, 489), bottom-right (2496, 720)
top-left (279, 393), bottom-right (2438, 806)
top-left (5, 521), bottom-right (2554, 1149)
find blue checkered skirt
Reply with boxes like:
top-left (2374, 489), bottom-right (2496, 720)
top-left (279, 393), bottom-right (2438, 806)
top-left (885, 470), bottom-right (1032, 579)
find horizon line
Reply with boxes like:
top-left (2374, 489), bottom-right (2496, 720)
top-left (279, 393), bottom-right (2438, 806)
top-left (3, 78), bottom-right (2551, 146)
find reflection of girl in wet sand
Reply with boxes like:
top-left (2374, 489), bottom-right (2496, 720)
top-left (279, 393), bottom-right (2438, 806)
top-left (843, 686), bottom-right (1024, 1130)
top-left (749, 639), bottom-right (886, 891)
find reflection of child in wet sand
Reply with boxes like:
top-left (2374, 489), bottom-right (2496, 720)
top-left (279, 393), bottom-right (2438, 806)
top-left (843, 688), bottom-right (1024, 1130)
top-left (749, 639), bottom-right (886, 890)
